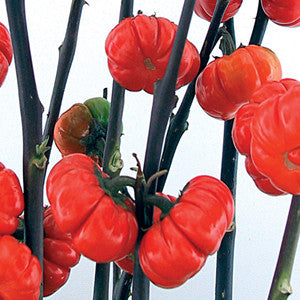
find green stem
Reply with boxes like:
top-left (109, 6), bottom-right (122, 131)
top-left (268, 195), bottom-right (300, 300)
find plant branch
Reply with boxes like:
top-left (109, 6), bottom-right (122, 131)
top-left (214, 18), bottom-right (238, 300)
top-left (157, 0), bottom-right (231, 192)
top-left (93, 2), bottom-right (134, 300)
top-left (215, 7), bottom-right (269, 297)
top-left (113, 272), bottom-right (133, 300)
top-left (102, 81), bottom-right (125, 177)
top-left (215, 119), bottom-right (238, 300)
top-left (268, 195), bottom-right (300, 300)
top-left (43, 0), bottom-right (86, 161)
top-left (249, 1), bottom-right (269, 45)
top-left (102, 0), bottom-right (134, 176)
top-left (132, 1), bottom-right (196, 299)
top-left (5, 0), bottom-right (44, 298)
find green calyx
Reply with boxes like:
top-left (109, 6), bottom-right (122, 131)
top-left (13, 218), bottom-right (25, 243)
top-left (84, 97), bottom-right (117, 131)
top-left (81, 97), bottom-right (123, 167)
top-left (131, 153), bottom-right (175, 218)
top-left (80, 118), bottom-right (107, 164)
top-left (145, 194), bottom-right (175, 217)
top-left (108, 146), bottom-right (123, 176)
top-left (218, 25), bottom-right (236, 56)
top-left (31, 136), bottom-right (51, 170)
top-left (94, 164), bottom-right (135, 209)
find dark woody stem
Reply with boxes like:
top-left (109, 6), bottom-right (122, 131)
top-left (113, 272), bottom-right (133, 300)
top-left (215, 17), bottom-right (238, 300)
top-left (6, 2), bottom-right (86, 299)
top-left (157, 0), bottom-right (231, 192)
top-left (43, 0), bottom-right (86, 161)
top-left (102, 81), bottom-right (125, 177)
top-left (216, 3), bottom-right (270, 297)
top-left (215, 121), bottom-right (238, 300)
top-left (133, 1), bottom-right (197, 299)
top-left (102, 0), bottom-right (134, 177)
top-left (5, 0), bottom-right (44, 298)
top-left (93, 2), bottom-right (134, 300)
top-left (249, 1), bottom-right (269, 45)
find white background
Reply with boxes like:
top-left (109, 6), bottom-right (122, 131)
top-left (0, 1), bottom-right (299, 299)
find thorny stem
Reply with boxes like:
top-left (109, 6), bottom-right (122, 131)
top-left (5, 0), bottom-right (44, 298)
top-left (93, 2), bottom-right (134, 300)
top-left (157, 0), bottom-right (231, 192)
top-left (268, 196), bottom-right (300, 300)
top-left (43, 0), bottom-right (86, 162)
top-left (133, 1), bottom-right (197, 299)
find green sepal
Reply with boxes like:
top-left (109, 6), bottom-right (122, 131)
top-left (218, 25), bottom-right (236, 56)
top-left (84, 97), bottom-right (110, 129)
top-left (93, 164), bottom-right (135, 210)
top-left (31, 136), bottom-right (51, 170)
top-left (145, 194), bottom-right (175, 216)
top-left (12, 218), bottom-right (25, 242)
top-left (84, 97), bottom-right (123, 133)
top-left (80, 118), bottom-right (106, 163)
